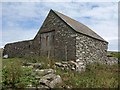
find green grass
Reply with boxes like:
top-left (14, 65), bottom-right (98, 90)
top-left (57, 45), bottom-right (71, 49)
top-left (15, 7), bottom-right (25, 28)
top-left (56, 63), bottom-right (118, 88)
top-left (2, 57), bottom-right (118, 88)
top-left (2, 58), bottom-right (37, 89)
top-left (107, 51), bottom-right (120, 59)
top-left (1, 49), bottom-right (119, 88)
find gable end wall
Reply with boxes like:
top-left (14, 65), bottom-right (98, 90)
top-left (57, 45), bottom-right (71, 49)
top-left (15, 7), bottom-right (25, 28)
top-left (76, 33), bottom-right (108, 64)
top-left (35, 10), bottom-right (76, 60)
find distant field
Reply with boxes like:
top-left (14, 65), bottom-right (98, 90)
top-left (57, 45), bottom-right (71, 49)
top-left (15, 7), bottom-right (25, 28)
top-left (107, 51), bottom-right (120, 59)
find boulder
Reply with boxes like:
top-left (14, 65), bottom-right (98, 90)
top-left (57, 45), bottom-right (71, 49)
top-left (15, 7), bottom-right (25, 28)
top-left (39, 74), bottom-right (56, 86)
top-left (49, 75), bottom-right (62, 88)
top-left (39, 74), bottom-right (62, 88)
top-left (42, 74), bottom-right (57, 80)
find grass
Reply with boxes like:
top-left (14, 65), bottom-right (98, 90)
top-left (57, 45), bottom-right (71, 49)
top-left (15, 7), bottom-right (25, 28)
top-left (1, 49), bottom-right (119, 88)
top-left (56, 63), bottom-right (118, 88)
top-left (2, 58), bottom-right (37, 89)
top-left (107, 51), bottom-right (120, 59)
top-left (2, 57), bottom-right (119, 88)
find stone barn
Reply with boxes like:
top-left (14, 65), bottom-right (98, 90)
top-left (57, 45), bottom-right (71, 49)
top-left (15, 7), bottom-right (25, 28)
top-left (3, 9), bottom-right (108, 64)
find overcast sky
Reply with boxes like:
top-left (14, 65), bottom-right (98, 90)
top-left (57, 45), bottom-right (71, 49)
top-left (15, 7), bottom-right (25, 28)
top-left (1, 1), bottom-right (119, 51)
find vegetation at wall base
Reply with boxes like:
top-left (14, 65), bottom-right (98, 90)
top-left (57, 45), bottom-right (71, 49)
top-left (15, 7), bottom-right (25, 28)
top-left (1, 55), bottom-right (118, 89)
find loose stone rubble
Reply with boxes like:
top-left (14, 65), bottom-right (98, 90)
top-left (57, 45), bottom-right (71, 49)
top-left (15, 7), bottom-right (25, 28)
top-left (22, 63), bottom-right (62, 89)
top-left (106, 57), bottom-right (118, 65)
top-left (55, 59), bottom-right (86, 73)
top-left (13, 55), bottom-right (119, 89)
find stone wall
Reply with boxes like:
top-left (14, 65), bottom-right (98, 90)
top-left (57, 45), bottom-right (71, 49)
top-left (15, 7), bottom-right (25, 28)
top-left (3, 40), bottom-right (35, 58)
top-left (34, 10), bottom-right (76, 60)
top-left (75, 33), bottom-right (108, 64)
top-left (53, 14), bottom-right (76, 60)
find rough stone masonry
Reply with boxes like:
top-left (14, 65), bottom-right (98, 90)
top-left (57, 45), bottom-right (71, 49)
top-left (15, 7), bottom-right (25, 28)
top-left (3, 9), bottom-right (108, 64)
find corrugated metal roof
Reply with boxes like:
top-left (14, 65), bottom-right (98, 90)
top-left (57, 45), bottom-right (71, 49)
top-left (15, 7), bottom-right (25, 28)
top-left (52, 10), bottom-right (107, 42)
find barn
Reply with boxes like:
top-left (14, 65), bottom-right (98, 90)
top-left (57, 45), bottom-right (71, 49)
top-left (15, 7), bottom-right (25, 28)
top-left (3, 9), bottom-right (108, 64)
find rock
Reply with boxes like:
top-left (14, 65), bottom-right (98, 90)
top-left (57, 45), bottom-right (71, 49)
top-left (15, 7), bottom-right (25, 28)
top-left (35, 69), bottom-right (55, 76)
top-left (49, 75), bottom-right (62, 88)
top-left (61, 61), bottom-right (68, 64)
top-left (35, 76), bottom-right (41, 80)
top-left (107, 57), bottom-right (118, 65)
top-left (55, 60), bottom-right (86, 73)
top-left (33, 63), bottom-right (42, 69)
top-left (71, 67), bottom-right (75, 70)
top-left (42, 74), bottom-right (57, 80)
top-left (62, 64), bottom-right (67, 67)
top-left (3, 54), bottom-right (8, 58)
top-left (69, 61), bottom-right (77, 66)
top-left (39, 74), bottom-right (56, 86)
top-left (39, 74), bottom-right (62, 88)
top-left (55, 62), bottom-right (62, 67)
top-left (78, 61), bottom-right (84, 64)
top-left (27, 65), bottom-right (33, 69)
top-left (40, 79), bottom-right (50, 86)
top-left (22, 64), bottom-right (33, 69)
top-left (76, 59), bottom-right (80, 62)
top-left (76, 61), bottom-right (86, 72)
top-left (27, 84), bottom-right (32, 87)
top-left (69, 60), bottom-right (86, 72)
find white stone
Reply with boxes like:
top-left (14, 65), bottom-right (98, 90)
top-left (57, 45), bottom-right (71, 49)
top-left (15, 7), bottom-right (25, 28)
top-left (27, 84), bottom-right (32, 87)
top-left (82, 52), bottom-right (85, 53)
top-left (71, 34), bottom-right (77, 37)
top-left (49, 75), bottom-right (62, 88)
top-left (3, 54), bottom-right (8, 58)
top-left (76, 37), bottom-right (80, 39)
top-left (78, 62), bottom-right (84, 65)
top-left (27, 66), bottom-right (33, 69)
top-left (76, 59), bottom-right (80, 62)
